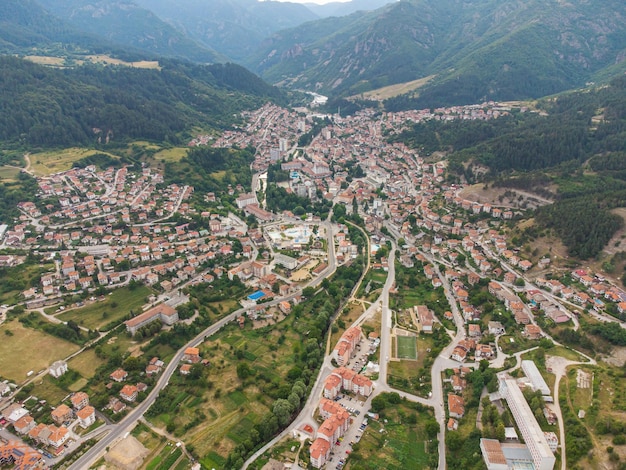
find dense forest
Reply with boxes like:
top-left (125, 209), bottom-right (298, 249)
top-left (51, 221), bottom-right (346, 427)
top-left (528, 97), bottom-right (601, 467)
top-left (0, 172), bottom-right (39, 222)
top-left (0, 56), bottom-right (283, 147)
top-left (392, 76), bottom-right (626, 175)
top-left (265, 184), bottom-right (333, 219)
top-left (165, 146), bottom-right (255, 195)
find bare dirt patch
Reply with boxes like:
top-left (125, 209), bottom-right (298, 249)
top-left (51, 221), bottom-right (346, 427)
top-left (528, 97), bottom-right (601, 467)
top-left (104, 435), bottom-right (149, 470)
top-left (601, 346), bottom-right (626, 367)
top-left (576, 369), bottom-right (591, 388)
top-left (355, 75), bottom-right (436, 101)
top-left (458, 184), bottom-right (553, 210)
top-left (601, 208), bottom-right (626, 256)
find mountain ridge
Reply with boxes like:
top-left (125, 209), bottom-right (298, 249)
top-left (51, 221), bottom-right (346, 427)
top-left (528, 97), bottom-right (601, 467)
top-left (37, 0), bottom-right (225, 63)
top-left (246, 0), bottom-right (626, 106)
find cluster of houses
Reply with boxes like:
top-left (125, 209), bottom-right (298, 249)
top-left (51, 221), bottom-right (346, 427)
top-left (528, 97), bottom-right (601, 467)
top-left (3, 391), bottom-right (95, 458)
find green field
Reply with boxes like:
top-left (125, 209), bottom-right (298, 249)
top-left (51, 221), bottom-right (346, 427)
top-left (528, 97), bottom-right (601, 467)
top-left (58, 286), bottom-right (152, 331)
top-left (67, 348), bottom-right (106, 379)
top-left (0, 319), bottom-right (80, 382)
top-left (348, 398), bottom-right (435, 469)
top-left (0, 166), bottom-right (21, 181)
top-left (153, 147), bottom-right (189, 163)
top-left (30, 375), bottom-right (70, 404)
top-left (149, 318), bottom-right (304, 461)
top-left (396, 335), bottom-right (418, 360)
top-left (30, 148), bottom-right (119, 176)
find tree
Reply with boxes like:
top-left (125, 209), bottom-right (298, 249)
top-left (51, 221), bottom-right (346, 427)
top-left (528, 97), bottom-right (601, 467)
top-left (272, 399), bottom-right (294, 427)
top-left (236, 362), bottom-right (252, 380)
top-left (425, 419), bottom-right (439, 439)
top-left (370, 395), bottom-right (387, 413)
top-left (288, 392), bottom-right (301, 410)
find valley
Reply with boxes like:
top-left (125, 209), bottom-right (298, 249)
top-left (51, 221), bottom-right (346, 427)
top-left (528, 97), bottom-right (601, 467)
top-left (0, 1), bottom-right (625, 470)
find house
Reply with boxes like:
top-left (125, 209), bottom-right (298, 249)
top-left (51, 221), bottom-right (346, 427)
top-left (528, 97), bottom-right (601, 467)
top-left (182, 347), bottom-right (201, 363)
top-left (180, 364), bottom-right (192, 375)
top-left (475, 344), bottom-right (495, 359)
top-left (120, 384), bottom-right (138, 402)
top-left (146, 357), bottom-right (164, 376)
top-left (109, 368), bottom-right (128, 382)
top-left (279, 301), bottom-right (292, 315)
top-left (451, 375), bottom-right (467, 392)
top-left (51, 404), bottom-right (73, 425)
top-left (416, 305), bottom-right (434, 333)
top-left (71, 392), bottom-right (89, 410)
top-left (448, 394), bottom-right (465, 419)
top-left (524, 324), bottom-right (543, 340)
top-left (107, 398), bottom-right (127, 414)
top-left (13, 415), bottom-right (36, 435)
top-left (76, 406), bottom-right (96, 429)
top-left (49, 360), bottom-right (68, 378)
top-left (451, 346), bottom-right (468, 362)
top-left (488, 321), bottom-right (505, 336)
top-left (468, 324), bottom-right (482, 338)
top-left (447, 418), bottom-right (458, 431)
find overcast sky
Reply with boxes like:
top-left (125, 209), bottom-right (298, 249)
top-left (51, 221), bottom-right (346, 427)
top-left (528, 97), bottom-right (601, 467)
top-left (271, 0), bottom-right (351, 4)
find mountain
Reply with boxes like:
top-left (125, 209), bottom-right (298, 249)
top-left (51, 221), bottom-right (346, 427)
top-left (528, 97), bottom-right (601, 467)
top-left (133, 0), bottom-right (319, 62)
top-left (37, 0), bottom-right (224, 63)
top-left (303, 0), bottom-right (398, 18)
top-left (247, 0), bottom-right (626, 106)
top-left (0, 0), bottom-right (117, 53)
top-left (0, 55), bottom-right (284, 147)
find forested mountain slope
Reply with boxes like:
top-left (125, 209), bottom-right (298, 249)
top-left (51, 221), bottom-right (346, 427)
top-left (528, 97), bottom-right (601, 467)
top-left (133, 0), bottom-right (318, 62)
top-left (37, 0), bottom-right (223, 64)
top-left (248, 0), bottom-right (626, 106)
top-left (0, 56), bottom-right (284, 147)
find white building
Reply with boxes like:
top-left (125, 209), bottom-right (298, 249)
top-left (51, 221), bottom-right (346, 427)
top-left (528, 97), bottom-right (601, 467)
top-left (273, 253), bottom-right (299, 270)
top-left (499, 376), bottom-right (556, 470)
top-left (76, 406), bottom-right (96, 429)
top-left (49, 360), bottom-right (68, 378)
top-left (544, 432), bottom-right (558, 453)
top-left (521, 360), bottom-right (551, 397)
top-left (235, 193), bottom-right (258, 209)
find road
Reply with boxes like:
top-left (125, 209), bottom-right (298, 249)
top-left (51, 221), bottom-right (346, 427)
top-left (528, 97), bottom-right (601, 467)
top-left (68, 214), bottom-right (338, 470)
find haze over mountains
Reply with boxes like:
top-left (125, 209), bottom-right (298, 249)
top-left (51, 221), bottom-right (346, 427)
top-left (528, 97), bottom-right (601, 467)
top-left (1, 0), bottom-right (625, 108)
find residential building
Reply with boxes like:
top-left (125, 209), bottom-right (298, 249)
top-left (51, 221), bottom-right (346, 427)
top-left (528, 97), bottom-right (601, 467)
top-left (120, 384), bottom-right (138, 402)
top-left (332, 326), bottom-right (362, 366)
top-left (71, 392), bottom-right (89, 410)
top-left (448, 394), bottom-right (465, 419)
top-left (49, 360), bottom-right (68, 378)
top-left (76, 406), bottom-right (96, 429)
top-left (124, 303), bottom-right (179, 336)
top-left (499, 376), bottom-right (555, 470)
top-left (109, 368), bottom-right (128, 382)
top-left (51, 404), bottom-right (73, 425)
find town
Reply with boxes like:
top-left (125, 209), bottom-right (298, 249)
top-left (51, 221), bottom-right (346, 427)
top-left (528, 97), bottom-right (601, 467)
top-left (0, 97), bottom-right (622, 470)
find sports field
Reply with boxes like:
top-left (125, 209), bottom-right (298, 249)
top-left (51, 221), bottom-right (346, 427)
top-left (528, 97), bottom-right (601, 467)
top-left (396, 335), bottom-right (418, 360)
